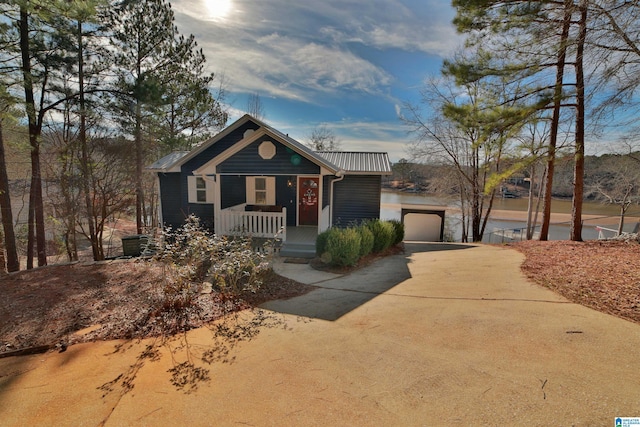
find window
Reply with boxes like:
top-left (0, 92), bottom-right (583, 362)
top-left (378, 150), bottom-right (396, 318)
top-left (196, 177), bottom-right (207, 202)
top-left (246, 176), bottom-right (275, 205)
top-left (188, 175), bottom-right (214, 204)
top-left (258, 141), bottom-right (276, 159)
top-left (255, 177), bottom-right (267, 204)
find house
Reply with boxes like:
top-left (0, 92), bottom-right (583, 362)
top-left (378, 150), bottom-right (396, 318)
top-left (147, 114), bottom-right (392, 256)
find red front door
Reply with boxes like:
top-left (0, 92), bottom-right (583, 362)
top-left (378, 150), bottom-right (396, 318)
top-left (298, 177), bottom-right (319, 226)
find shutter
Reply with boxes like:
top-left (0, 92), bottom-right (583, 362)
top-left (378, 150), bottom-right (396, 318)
top-left (266, 177), bottom-right (275, 205)
top-left (187, 176), bottom-right (197, 203)
top-left (205, 179), bottom-right (215, 203)
top-left (246, 177), bottom-right (256, 204)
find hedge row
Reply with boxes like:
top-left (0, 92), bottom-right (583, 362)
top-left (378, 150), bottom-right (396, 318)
top-left (315, 219), bottom-right (405, 267)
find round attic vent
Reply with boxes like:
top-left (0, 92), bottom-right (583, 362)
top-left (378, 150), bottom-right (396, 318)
top-left (258, 141), bottom-right (276, 159)
top-left (243, 129), bottom-right (255, 139)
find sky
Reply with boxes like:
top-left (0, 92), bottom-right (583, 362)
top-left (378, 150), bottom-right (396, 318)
top-left (170, 0), bottom-right (463, 162)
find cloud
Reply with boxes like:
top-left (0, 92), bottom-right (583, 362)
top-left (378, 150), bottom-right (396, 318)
top-left (172, 5), bottom-right (394, 103)
top-left (362, 25), bottom-right (459, 57)
top-left (172, 0), bottom-right (457, 100)
top-left (256, 34), bottom-right (392, 93)
top-left (169, 0), bottom-right (458, 159)
top-left (316, 0), bottom-right (461, 56)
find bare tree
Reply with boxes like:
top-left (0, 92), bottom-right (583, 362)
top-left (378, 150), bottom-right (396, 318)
top-left (513, 120), bottom-right (551, 240)
top-left (403, 76), bottom-right (525, 242)
top-left (247, 92), bottom-right (265, 121)
top-left (74, 136), bottom-right (136, 259)
top-left (307, 124), bottom-right (341, 151)
top-left (42, 113), bottom-right (82, 262)
top-left (588, 157), bottom-right (640, 235)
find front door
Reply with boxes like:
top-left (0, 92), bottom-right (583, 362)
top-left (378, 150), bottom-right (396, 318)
top-left (298, 177), bottom-right (319, 225)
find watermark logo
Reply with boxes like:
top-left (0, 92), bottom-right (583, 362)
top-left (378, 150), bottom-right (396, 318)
top-left (616, 418), bottom-right (640, 427)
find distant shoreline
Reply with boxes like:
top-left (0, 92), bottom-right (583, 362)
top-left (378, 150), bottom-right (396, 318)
top-left (489, 209), bottom-right (639, 227)
top-left (381, 189), bottom-right (639, 227)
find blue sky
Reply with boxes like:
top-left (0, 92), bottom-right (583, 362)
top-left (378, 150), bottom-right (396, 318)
top-left (170, 0), bottom-right (463, 162)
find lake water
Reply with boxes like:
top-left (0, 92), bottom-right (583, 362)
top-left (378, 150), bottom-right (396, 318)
top-left (380, 191), bottom-right (640, 242)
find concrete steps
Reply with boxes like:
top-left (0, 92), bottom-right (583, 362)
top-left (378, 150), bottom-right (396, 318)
top-left (279, 242), bottom-right (316, 259)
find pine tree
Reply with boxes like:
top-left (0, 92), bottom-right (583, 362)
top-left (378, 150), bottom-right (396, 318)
top-left (105, 0), bottom-right (226, 233)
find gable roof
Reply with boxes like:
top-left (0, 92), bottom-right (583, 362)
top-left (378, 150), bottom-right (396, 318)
top-left (193, 125), bottom-right (340, 175)
top-left (147, 114), bottom-right (391, 176)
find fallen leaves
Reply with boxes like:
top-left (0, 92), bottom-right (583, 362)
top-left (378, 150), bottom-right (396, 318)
top-left (0, 259), bottom-right (313, 354)
top-left (513, 239), bottom-right (640, 324)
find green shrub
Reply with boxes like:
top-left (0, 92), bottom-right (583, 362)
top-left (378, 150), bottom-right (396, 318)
top-left (366, 219), bottom-right (394, 253)
top-left (357, 225), bottom-right (374, 257)
top-left (316, 229), bottom-right (332, 257)
top-left (389, 219), bottom-right (405, 246)
top-left (326, 227), bottom-right (361, 267)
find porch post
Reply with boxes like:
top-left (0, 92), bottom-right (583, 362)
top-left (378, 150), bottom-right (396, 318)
top-left (214, 173), bottom-right (221, 234)
top-left (317, 174), bottom-right (323, 235)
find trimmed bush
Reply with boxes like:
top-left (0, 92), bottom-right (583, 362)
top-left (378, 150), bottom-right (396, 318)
top-left (389, 219), bottom-right (405, 246)
top-left (357, 225), bottom-right (374, 257)
top-left (326, 227), bottom-right (361, 267)
top-left (366, 219), bottom-right (394, 253)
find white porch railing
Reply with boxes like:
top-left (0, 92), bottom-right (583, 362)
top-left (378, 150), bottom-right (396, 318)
top-left (218, 206), bottom-right (287, 241)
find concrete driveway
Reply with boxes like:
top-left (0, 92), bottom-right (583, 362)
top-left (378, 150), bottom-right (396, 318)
top-left (1, 243), bottom-right (639, 426)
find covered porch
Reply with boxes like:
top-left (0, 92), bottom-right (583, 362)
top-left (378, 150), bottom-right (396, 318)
top-left (217, 203), bottom-right (289, 240)
top-left (216, 203), bottom-right (318, 258)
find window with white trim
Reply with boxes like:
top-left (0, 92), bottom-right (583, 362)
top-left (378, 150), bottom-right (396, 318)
top-left (246, 176), bottom-right (275, 205)
top-left (187, 176), bottom-right (214, 204)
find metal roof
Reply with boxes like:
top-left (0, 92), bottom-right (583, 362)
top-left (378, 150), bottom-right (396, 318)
top-left (315, 151), bottom-right (392, 175)
top-left (147, 151), bottom-right (189, 171)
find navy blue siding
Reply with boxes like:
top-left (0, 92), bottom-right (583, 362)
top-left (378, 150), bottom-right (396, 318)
top-left (159, 173), bottom-right (184, 228)
top-left (322, 175), bottom-right (332, 208)
top-left (276, 176), bottom-right (297, 226)
top-left (159, 173), bottom-right (214, 230)
top-left (332, 175), bottom-right (381, 226)
top-left (186, 204), bottom-right (214, 230)
top-left (217, 137), bottom-right (320, 175)
top-left (182, 121), bottom-right (260, 173)
top-left (220, 175), bottom-right (246, 209)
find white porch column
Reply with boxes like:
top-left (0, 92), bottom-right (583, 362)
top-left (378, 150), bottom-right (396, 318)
top-left (213, 174), bottom-right (221, 234)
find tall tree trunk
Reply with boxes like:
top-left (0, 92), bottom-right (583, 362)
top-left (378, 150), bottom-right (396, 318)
top-left (617, 205), bottom-right (626, 235)
top-left (571, 0), bottom-right (587, 242)
top-left (19, 8), bottom-right (46, 268)
top-left (540, 0), bottom-right (573, 241)
top-left (0, 120), bottom-right (20, 272)
top-left (135, 99), bottom-right (144, 234)
top-left (471, 147), bottom-right (482, 242)
top-left (526, 164), bottom-right (536, 239)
